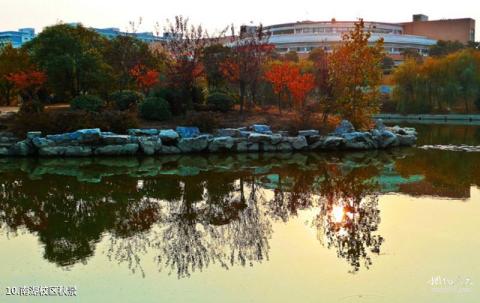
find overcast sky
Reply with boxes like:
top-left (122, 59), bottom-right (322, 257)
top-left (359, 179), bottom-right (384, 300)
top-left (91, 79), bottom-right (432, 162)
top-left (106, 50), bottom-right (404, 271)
top-left (1, 0), bottom-right (478, 40)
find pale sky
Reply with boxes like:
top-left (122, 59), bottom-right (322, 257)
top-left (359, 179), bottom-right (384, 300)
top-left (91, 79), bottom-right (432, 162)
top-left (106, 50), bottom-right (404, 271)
top-left (1, 0), bottom-right (478, 40)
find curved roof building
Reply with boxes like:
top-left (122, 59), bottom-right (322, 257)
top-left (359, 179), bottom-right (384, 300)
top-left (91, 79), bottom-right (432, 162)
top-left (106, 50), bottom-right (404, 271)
top-left (263, 20), bottom-right (437, 62)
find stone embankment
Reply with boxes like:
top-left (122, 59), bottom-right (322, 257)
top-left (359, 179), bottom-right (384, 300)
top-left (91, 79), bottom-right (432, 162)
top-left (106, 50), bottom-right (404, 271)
top-left (0, 120), bottom-right (417, 157)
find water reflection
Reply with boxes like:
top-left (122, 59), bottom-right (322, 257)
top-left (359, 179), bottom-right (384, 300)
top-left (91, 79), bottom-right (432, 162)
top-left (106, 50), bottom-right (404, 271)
top-left (1, 130), bottom-right (480, 277)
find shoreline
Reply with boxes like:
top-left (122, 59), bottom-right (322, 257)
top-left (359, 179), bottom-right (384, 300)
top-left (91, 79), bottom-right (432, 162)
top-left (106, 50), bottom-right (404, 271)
top-left (0, 121), bottom-right (417, 157)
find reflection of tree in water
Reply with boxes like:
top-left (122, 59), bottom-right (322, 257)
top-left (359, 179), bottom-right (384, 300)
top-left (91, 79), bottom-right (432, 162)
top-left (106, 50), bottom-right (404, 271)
top-left (314, 164), bottom-right (383, 273)
top-left (0, 153), bottom-right (387, 276)
top-left (0, 172), bottom-right (157, 267)
top-left (151, 174), bottom-right (271, 278)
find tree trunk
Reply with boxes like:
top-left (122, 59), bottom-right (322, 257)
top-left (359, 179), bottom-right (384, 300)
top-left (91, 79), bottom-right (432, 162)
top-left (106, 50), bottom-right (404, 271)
top-left (239, 81), bottom-right (246, 117)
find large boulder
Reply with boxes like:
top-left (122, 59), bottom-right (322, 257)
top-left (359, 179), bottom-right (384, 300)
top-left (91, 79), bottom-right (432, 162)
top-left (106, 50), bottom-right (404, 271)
top-left (38, 146), bottom-right (92, 157)
top-left (309, 137), bottom-right (326, 150)
top-left (176, 126), bottom-right (200, 138)
top-left (94, 143), bottom-right (139, 156)
top-left (46, 128), bottom-right (101, 144)
top-left (64, 146), bottom-right (93, 157)
top-left (27, 131), bottom-right (42, 140)
top-left (177, 135), bottom-right (210, 153)
top-left (32, 137), bottom-right (55, 148)
top-left (333, 120), bottom-right (355, 136)
top-left (159, 129), bottom-right (179, 143)
top-left (298, 130), bottom-right (319, 137)
top-left (251, 124), bottom-right (272, 134)
top-left (262, 143), bottom-right (277, 152)
top-left (323, 136), bottom-right (346, 149)
top-left (127, 128), bottom-right (159, 136)
top-left (343, 132), bottom-right (376, 150)
top-left (209, 136), bottom-right (235, 152)
top-left (284, 136), bottom-right (308, 150)
top-left (39, 146), bottom-right (67, 156)
top-left (270, 134), bottom-right (283, 145)
top-left (74, 128), bottom-right (101, 143)
top-left (8, 140), bottom-right (34, 156)
top-left (217, 128), bottom-right (242, 137)
top-left (138, 136), bottom-right (162, 155)
top-left (376, 130), bottom-right (399, 148)
top-left (248, 133), bottom-right (272, 144)
top-left (101, 134), bottom-right (132, 145)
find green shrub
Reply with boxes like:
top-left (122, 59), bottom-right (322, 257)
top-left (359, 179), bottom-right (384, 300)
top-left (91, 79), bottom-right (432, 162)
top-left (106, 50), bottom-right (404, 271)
top-left (11, 110), bottom-right (139, 137)
top-left (71, 95), bottom-right (105, 112)
top-left (110, 90), bottom-right (144, 111)
top-left (475, 95), bottom-right (480, 111)
top-left (139, 97), bottom-right (172, 121)
top-left (207, 92), bottom-right (235, 112)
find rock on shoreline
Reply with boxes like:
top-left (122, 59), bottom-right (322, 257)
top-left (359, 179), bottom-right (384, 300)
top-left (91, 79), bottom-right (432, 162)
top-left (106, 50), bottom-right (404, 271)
top-left (0, 120), bottom-right (417, 157)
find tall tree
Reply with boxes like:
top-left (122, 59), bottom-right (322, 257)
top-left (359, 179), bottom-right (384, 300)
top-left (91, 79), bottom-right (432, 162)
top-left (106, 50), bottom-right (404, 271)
top-left (221, 25), bottom-right (274, 115)
top-left (202, 44), bottom-right (231, 91)
top-left (161, 16), bottom-right (221, 114)
top-left (103, 35), bottom-right (162, 90)
top-left (308, 48), bottom-right (334, 121)
top-left (24, 23), bottom-right (113, 101)
top-left (328, 20), bottom-right (385, 128)
top-left (429, 40), bottom-right (465, 57)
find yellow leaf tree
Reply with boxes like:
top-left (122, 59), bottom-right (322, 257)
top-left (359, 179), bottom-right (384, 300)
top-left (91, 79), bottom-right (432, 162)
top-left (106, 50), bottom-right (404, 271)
top-left (328, 19), bottom-right (385, 129)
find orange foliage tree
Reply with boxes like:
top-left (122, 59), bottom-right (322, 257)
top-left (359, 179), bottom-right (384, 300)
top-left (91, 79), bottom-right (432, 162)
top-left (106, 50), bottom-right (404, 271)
top-left (264, 61), bottom-right (315, 113)
top-left (130, 64), bottom-right (159, 94)
top-left (6, 70), bottom-right (46, 112)
top-left (328, 19), bottom-right (385, 129)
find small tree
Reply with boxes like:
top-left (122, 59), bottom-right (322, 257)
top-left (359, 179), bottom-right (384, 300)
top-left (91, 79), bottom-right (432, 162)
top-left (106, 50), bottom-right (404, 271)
top-left (130, 64), bottom-right (159, 95)
top-left (265, 61), bottom-right (314, 113)
top-left (328, 19), bottom-right (385, 128)
top-left (0, 45), bottom-right (33, 105)
top-left (6, 70), bottom-right (47, 113)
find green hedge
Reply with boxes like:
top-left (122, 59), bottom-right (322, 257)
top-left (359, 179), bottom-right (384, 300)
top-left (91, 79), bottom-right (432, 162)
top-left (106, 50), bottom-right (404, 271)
top-left (71, 95), bottom-right (105, 112)
top-left (110, 90), bottom-right (144, 111)
top-left (207, 92), bottom-right (235, 112)
top-left (139, 97), bottom-right (172, 121)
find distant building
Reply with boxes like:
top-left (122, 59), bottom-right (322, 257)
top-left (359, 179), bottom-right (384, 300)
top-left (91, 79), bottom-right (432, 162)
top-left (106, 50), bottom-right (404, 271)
top-left (92, 27), bottom-right (165, 43)
top-left (402, 17), bottom-right (475, 45)
top-left (0, 28), bottom-right (35, 48)
top-left (262, 14), bottom-right (476, 64)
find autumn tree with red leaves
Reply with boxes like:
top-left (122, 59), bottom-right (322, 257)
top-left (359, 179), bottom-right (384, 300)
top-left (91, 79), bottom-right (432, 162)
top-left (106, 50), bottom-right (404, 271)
top-left (130, 64), bottom-right (159, 94)
top-left (265, 61), bottom-right (315, 113)
top-left (6, 70), bottom-right (47, 112)
top-left (221, 26), bottom-right (274, 115)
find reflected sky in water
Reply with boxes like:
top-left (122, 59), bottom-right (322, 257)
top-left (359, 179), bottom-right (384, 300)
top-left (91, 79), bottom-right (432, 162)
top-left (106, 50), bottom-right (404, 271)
top-left (0, 123), bottom-right (479, 303)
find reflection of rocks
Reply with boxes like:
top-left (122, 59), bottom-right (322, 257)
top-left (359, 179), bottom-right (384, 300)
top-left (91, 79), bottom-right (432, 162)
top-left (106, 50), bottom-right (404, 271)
top-left (2, 145), bottom-right (477, 277)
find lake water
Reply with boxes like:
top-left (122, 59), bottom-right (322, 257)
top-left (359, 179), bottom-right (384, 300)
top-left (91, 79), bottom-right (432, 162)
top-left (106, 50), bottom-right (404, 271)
top-left (0, 124), bottom-right (479, 303)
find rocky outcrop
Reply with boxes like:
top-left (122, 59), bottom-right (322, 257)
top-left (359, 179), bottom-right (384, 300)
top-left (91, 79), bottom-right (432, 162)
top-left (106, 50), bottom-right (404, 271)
top-left (0, 120), bottom-right (417, 157)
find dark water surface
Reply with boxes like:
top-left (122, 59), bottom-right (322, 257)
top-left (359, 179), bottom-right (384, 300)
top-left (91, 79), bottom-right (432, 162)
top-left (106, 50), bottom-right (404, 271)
top-left (0, 124), bottom-right (479, 303)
